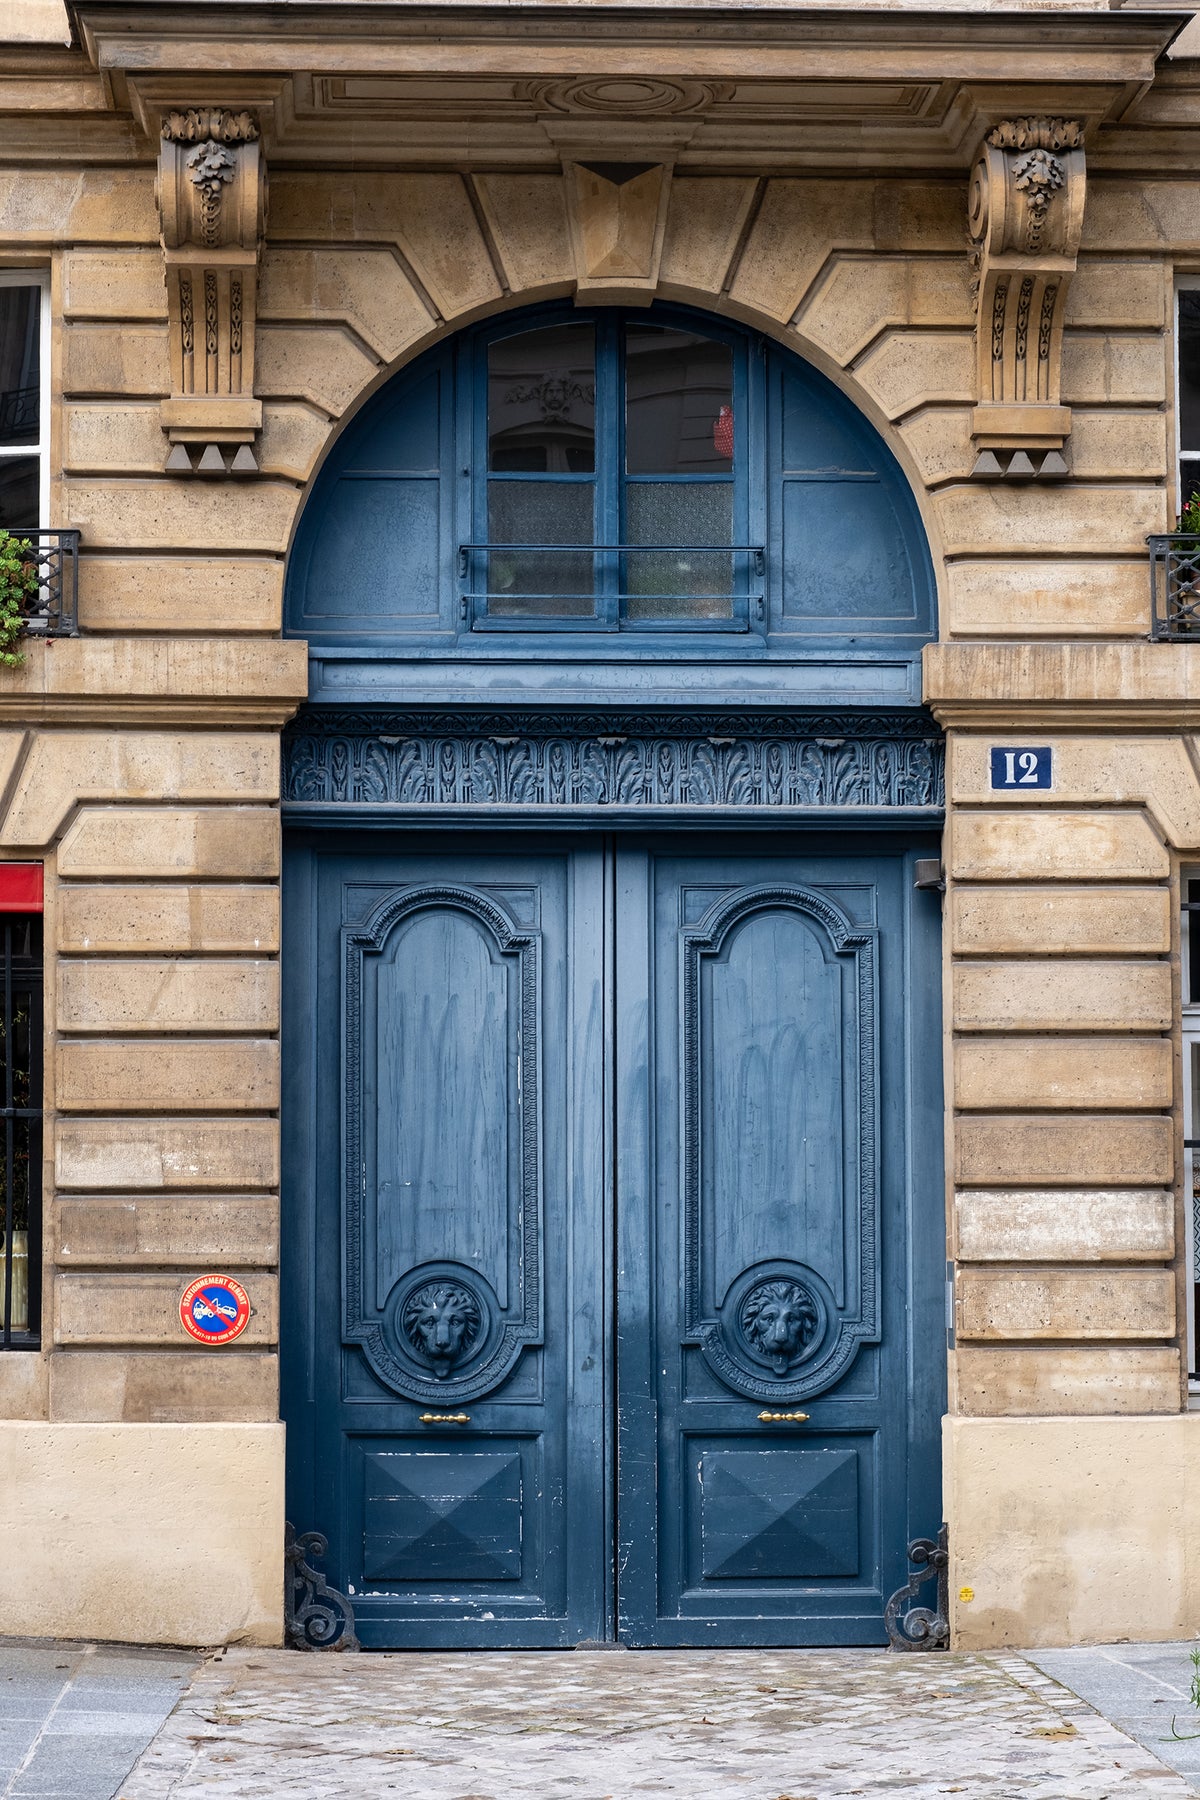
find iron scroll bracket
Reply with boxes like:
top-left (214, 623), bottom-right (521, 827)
top-left (284, 1522), bottom-right (359, 1651)
top-left (883, 1523), bottom-right (950, 1651)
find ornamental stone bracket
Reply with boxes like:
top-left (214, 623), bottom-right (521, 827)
top-left (967, 118), bottom-right (1085, 481)
top-left (157, 108), bottom-right (267, 477)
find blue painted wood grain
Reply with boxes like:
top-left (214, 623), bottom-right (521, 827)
top-left (281, 830), bottom-right (944, 1648)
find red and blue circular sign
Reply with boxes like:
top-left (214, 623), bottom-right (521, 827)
top-left (179, 1275), bottom-right (251, 1345)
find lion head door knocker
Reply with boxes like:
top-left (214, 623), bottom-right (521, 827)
top-left (739, 1278), bottom-right (821, 1376)
top-left (401, 1281), bottom-right (483, 1380)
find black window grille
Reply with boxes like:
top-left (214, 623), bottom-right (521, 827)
top-left (0, 916), bottom-right (41, 1349)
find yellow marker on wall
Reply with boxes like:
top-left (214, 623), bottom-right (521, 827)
top-left (959, 1586), bottom-right (975, 1605)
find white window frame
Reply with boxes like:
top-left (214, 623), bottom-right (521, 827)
top-left (1183, 866), bottom-right (1200, 1379)
top-left (0, 271), bottom-right (49, 529)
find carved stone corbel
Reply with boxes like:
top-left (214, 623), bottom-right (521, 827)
top-left (967, 118), bottom-right (1085, 477)
top-left (157, 109), bottom-right (267, 475)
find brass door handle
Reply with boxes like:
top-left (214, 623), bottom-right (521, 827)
top-left (419, 1413), bottom-right (471, 1424)
top-left (757, 1411), bottom-right (809, 1423)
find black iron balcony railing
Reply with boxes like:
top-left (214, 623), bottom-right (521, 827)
top-left (1149, 534), bottom-right (1200, 639)
top-left (17, 530), bottom-right (80, 637)
top-left (458, 543), bottom-right (765, 632)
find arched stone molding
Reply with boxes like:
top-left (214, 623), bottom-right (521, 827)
top-left (251, 167), bottom-right (963, 586)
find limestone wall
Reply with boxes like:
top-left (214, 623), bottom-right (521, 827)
top-left (6, 42), bottom-right (1200, 1643)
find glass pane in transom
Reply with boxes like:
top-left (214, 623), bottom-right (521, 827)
top-left (488, 325), bottom-right (595, 473)
top-left (625, 326), bottom-right (733, 475)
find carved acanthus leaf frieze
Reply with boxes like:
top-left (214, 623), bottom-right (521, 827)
top-left (968, 115), bottom-right (1085, 465)
top-left (283, 710), bottom-right (944, 813)
top-left (158, 107), bottom-right (267, 474)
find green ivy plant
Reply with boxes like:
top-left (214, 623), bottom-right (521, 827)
top-left (1179, 494), bottom-right (1200, 537)
top-left (0, 532), bottom-right (39, 668)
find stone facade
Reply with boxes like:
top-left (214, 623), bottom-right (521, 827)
top-left (1, 0), bottom-right (1199, 1648)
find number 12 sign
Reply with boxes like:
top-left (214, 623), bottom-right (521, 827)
top-left (990, 746), bottom-right (1053, 789)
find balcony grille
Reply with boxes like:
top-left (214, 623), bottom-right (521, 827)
top-left (1149, 535), bottom-right (1200, 640)
top-left (14, 530), bottom-right (80, 638)
top-left (458, 543), bottom-right (765, 631)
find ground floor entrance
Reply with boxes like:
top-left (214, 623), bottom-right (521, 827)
top-left (281, 831), bottom-right (944, 1648)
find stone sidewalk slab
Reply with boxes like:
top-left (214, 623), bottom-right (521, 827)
top-left (116, 1644), bottom-right (1199, 1799)
top-left (1030, 1644), bottom-right (1200, 1793)
top-left (0, 1640), bottom-right (196, 1800)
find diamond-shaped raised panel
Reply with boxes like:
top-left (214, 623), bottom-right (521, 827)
top-left (699, 1448), bottom-right (859, 1580)
top-left (363, 1450), bottom-right (523, 1581)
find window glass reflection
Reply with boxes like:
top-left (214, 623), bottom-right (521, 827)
top-left (1181, 292), bottom-right (1200, 456)
top-left (0, 460), bottom-right (39, 531)
top-left (488, 325), bottom-right (595, 472)
top-left (625, 325), bottom-right (733, 475)
top-left (0, 289), bottom-right (39, 448)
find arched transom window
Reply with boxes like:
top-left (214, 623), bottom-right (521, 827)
top-left (288, 303), bottom-right (934, 655)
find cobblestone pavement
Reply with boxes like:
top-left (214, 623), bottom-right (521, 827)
top-left (116, 1645), bottom-right (1199, 1800)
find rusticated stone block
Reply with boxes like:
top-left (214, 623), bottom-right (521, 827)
top-left (473, 174), bottom-right (575, 295)
top-left (1060, 334), bottom-right (1166, 406)
top-left (258, 248), bottom-right (431, 365)
top-left (258, 405), bottom-right (331, 485)
top-left (78, 558), bottom-right (282, 634)
top-left (944, 559), bottom-right (1150, 638)
top-left (951, 738), bottom-right (1200, 849)
top-left (63, 323), bottom-right (169, 398)
top-left (58, 886), bottom-right (279, 955)
top-left (853, 329), bottom-right (974, 419)
top-left (950, 812), bottom-right (1168, 882)
top-left (797, 256), bottom-right (973, 371)
top-left (62, 249), bottom-right (167, 319)
top-left (57, 960), bottom-right (279, 1033)
top-left (54, 1272), bottom-right (277, 1348)
top-left (954, 1037), bottom-right (1171, 1111)
top-left (1068, 411), bottom-right (1168, 482)
top-left (0, 1420), bottom-right (285, 1645)
top-left (48, 1351), bottom-right (278, 1424)
top-left (0, 168), bottom-right (156, 243)
top-left (65, 402), bottom-right (165, 475)
top-left (950, 887), bottom-right (1171, 956)
top-left (56, 1196), bottom-right (278, 1267)
top-left (955, 1188), bottom-right (1174, 1262)
top-left (58, 809), bottom-right (280, 880)
top-left (950, 1346), bottom-right (1180, 1416)
top-left (955, 1114), bottom-right (1173, 1187)
top-left (64, 478), bottom-right (297, 555)
top-left (952, 962), bottom-right (1171, 1033)
top-left (255, 324), bottom-right (379, 418)
top-left (56, 1040), bottom-right (279, 1113)
top-left (934, 484), bottom-right (1164, 559)
top-left (727, 178), bottom-right (874, 322)
top-left (946, 1414), bottom-right (1200, 1650)
top-left (368, 174), bottom-right (502, 319)
top-left (1065, 260), bottom-right (1165, 328)
top-left (3, 734), bottom-right (279, 851)
top-left (0, 1353), bottom-right (48, 1422)
top-left (55, 1118), bottom-right (279, 1191)
top-left (957, 1269), bottom-right (1175, 1340)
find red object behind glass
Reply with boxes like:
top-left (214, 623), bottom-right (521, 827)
top-left (713, 403), bottom-right (733, 460)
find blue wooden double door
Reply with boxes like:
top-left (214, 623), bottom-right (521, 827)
top-left (282, 831), bottom-right (944, 1648)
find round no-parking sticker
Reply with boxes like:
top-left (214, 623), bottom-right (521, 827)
top-left (179, 1275), bottom-right (251, 1345)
